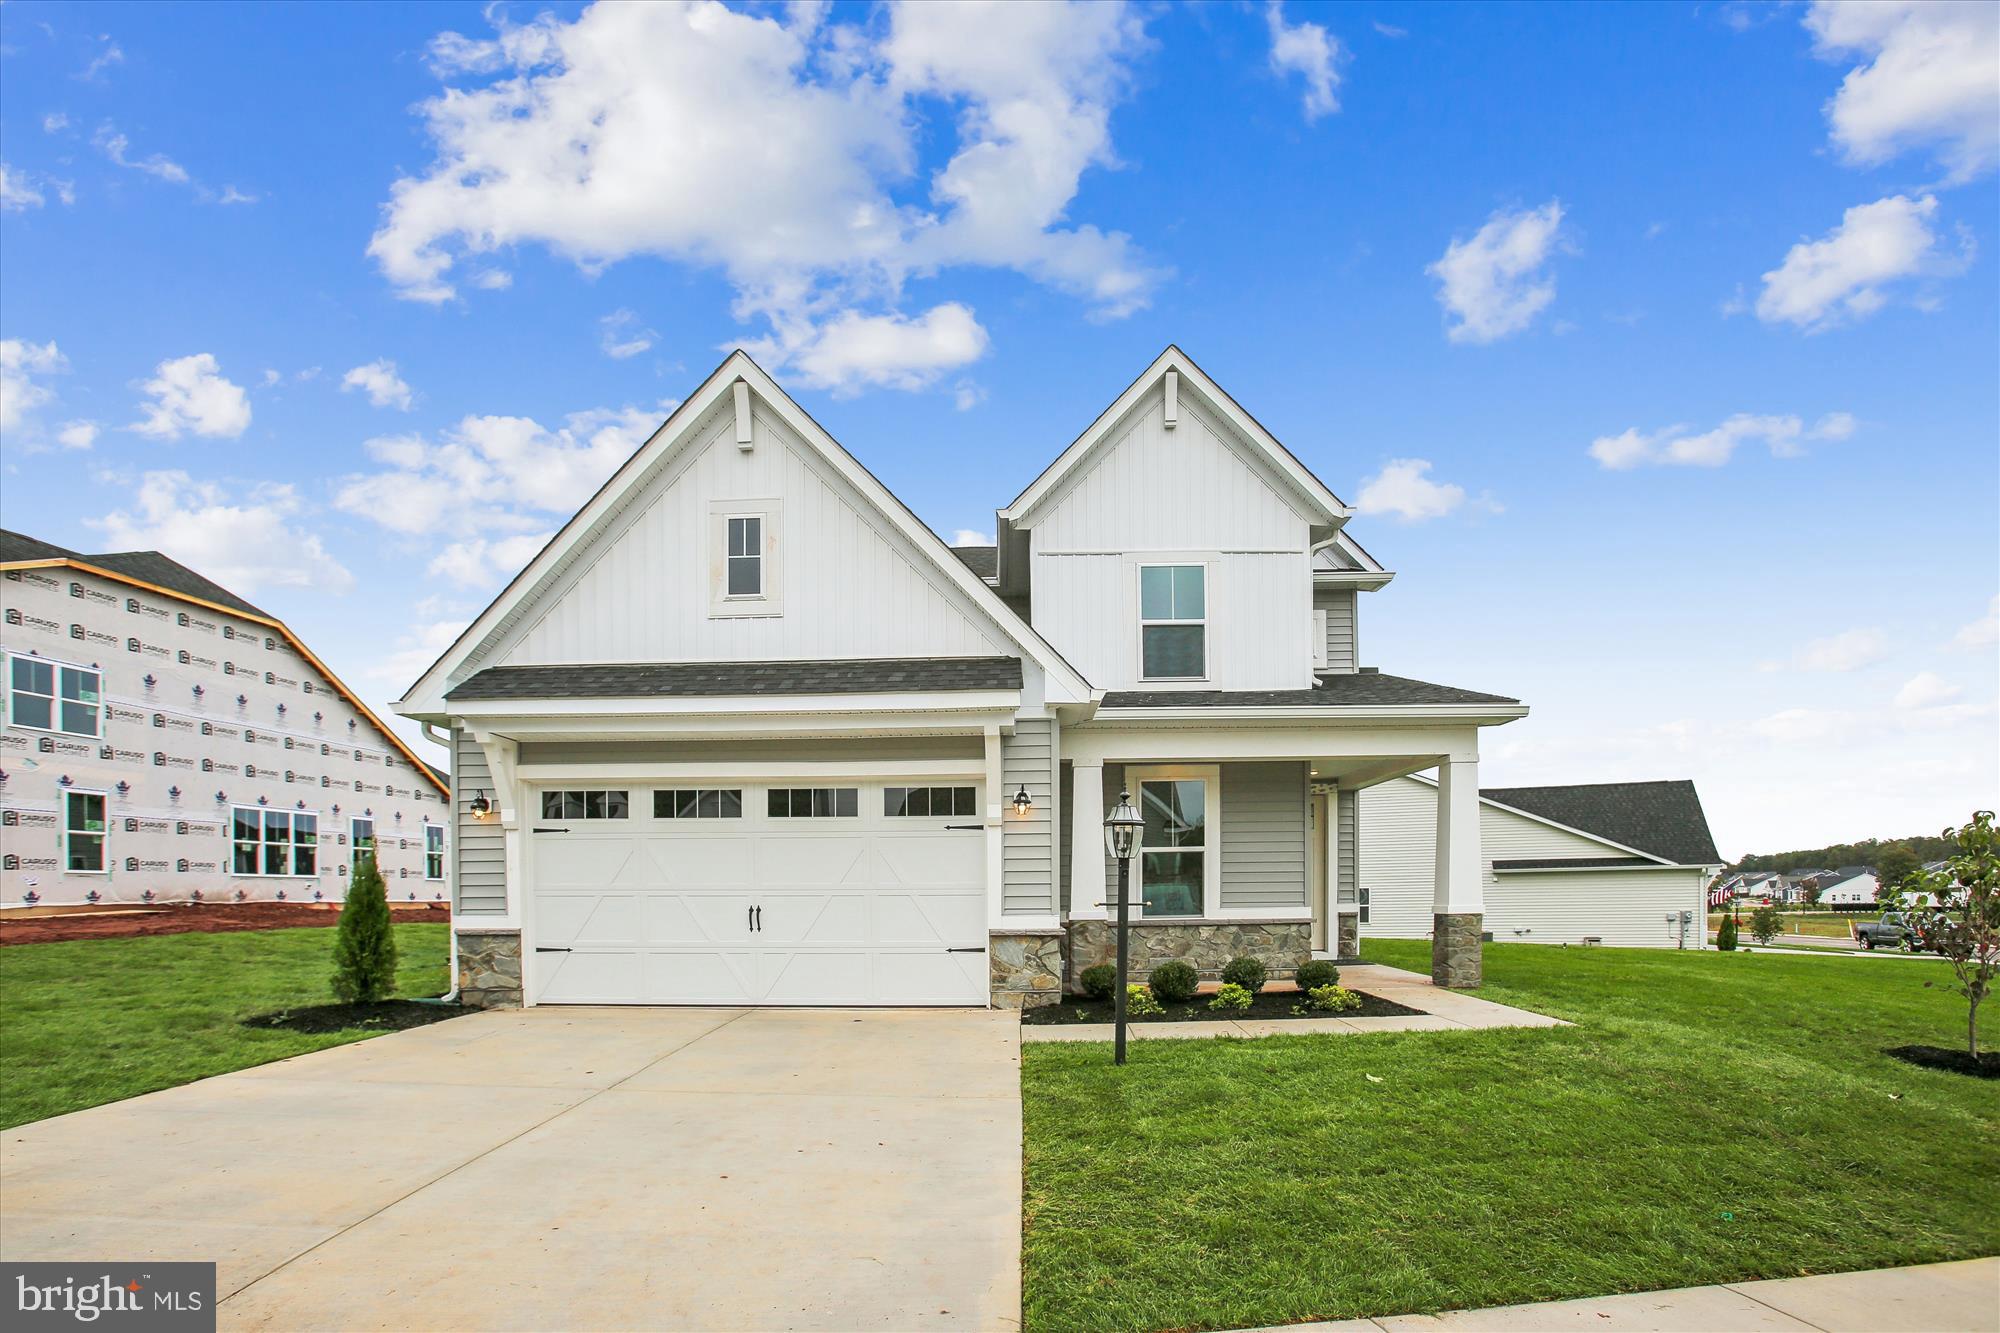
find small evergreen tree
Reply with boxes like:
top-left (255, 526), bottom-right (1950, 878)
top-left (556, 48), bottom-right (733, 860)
top-left (332, 854), bottom-right (398, 1003)
top-left (1716, 915), bottom-right (1739, 951)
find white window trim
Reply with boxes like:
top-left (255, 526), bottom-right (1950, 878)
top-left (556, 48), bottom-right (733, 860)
top-left (423, 823), bottom-right (447, 880)
top-left (708, 498), bottom-right (783, 618)
top-left (62, 787), bottom-right (109, 876)
top-left (350, 815), bottom-right (378, 870)
top-left (1126, 764), bottom-right (1221, 919)
top-left (7, 651), bottom-right (104, 739)
top-left (229, 804), bottom-right (322, 878)
top-left (1134, 560), bottom-right (1210, 683)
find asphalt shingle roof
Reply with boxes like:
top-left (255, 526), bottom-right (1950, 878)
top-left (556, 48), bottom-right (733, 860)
top-left (1101, 671), bottom-right (1519, 710)
top-left (0, 528), bottom-right (269, 619)
top-left (446, 656), bottom-right (1025, 702)
top-left (949, 545), bottom-right (999, 580)
top-left (1481, 779), bottom-right (1721, 867)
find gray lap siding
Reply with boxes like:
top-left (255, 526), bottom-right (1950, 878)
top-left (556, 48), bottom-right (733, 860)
top-left (452, 728), bottom-right (506, 915)
top-left (1001, 719), bottom-right (1058, 917)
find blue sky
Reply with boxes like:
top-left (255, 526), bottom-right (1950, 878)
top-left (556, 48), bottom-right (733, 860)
top-left (2, 0), bottom-right (1995, 856)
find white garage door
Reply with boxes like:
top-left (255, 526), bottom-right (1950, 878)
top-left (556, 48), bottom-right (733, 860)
top-left (527, 781), bottom-right (988, 1006)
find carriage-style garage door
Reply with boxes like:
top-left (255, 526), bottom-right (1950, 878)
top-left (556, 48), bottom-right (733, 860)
top-left (527, 781), bottom-right (988, 1006)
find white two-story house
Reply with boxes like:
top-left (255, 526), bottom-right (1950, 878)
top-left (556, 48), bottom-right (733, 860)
top-left (395, 348), bottom-right (1528, 1008)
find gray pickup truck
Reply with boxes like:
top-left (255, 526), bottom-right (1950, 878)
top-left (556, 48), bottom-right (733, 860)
top-left (1855, 912), bottom-right (1927, 951)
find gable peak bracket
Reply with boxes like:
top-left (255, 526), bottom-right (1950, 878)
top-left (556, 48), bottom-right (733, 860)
top-left (1162, 369), bottom-right (1178, 430)
top-left (733, 378), bottom-right (754, 451)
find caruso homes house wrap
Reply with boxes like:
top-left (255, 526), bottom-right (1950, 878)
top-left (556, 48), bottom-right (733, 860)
top-left (0, 530), bottom-right (449, 908)
top-left (396, 348), bottom-right (1528, 1010)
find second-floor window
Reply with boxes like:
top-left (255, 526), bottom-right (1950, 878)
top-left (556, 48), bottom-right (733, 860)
top-left (1140, 564), bottom-right (1206, 679)
top-left (9, 655), bottom-right (101, 738)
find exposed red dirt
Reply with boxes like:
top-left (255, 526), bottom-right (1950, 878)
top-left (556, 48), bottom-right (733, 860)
top-left (0, 901), bottom-right (450, 945)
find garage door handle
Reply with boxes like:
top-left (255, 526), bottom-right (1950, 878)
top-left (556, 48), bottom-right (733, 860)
top-left (945, 946), bottom-right (984, 953)
top-left (535, 947), bottom-right (571, 953)
top-left (533, 827), bottom-right (569, 834)
top-left (944, 823), bottom-right (984, 831)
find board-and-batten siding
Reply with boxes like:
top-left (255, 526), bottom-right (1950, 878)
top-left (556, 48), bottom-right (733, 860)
top-left (1313, 587), bottom-right (1357, 672)
top-left (1001, 720), bottom-right (1057, 917)
top-left (483, 402), bottom-right (1012, 672)
top-left (1358, 774), bottom-right (1706, 948)
top-left (453, 729), bottom-right (506, 915)
top-left (1218, 762), bottom-right (1309, 911)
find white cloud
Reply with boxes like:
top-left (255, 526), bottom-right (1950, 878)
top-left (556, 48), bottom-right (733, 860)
top-left (1754, 194), bottom-right (1958, 330)
top-left (1354, 458), bottom-right (1498, 522)
top-left (57, 421), bottom-right (99, 451)
top-left (129, 353), bottom-right (252, 440)
top-left (334, 403), bottom-right (669, 542)
top-left (340, 359), bottom-right (415, 411)
top-left (598, 309), bottom-right (656, 361)
top-left (470, 269), bottom-right (513, 291)
top-left (1805, 1), bottom-right (2000, 183)
top-left (218, 185), bottom-right (258, 206)
top-left (1427, 200), bottom-right (1566, 344)
top-left (1588, 411), bottom-right (1855, 469)
top-left (761, 303), bottom-right (989, 394)
top-left (95, 127), bottom-right (190, 184)
top-left (1951, 594), bottom-right (1999, 650)
top-left (77, 42), bottom-right (124, 83)
top-left (364, 616), bottom-right (474, 689)
top-left (1372, 21), bottom-right (1408, 39)
top-left (952, 380), bottom-right (987, 412)
top-left (427, 533), bottom-right (552, 588)
top-left (950, 528), bottom-right (995, 547)
top-left (1266, 2), bottom-right (1342, 122)
top-left (43, 112), bottom-right (71, 134)
top-left (1893, 671), bottom-right (1963, 711)
top-left (2, 165), bottom-right (46, 211)
top-left (1790, 627), bottom-right (1890, 673)
top-left (0, 339), bottom-right (66, 434)
top-left (90, 471), bottom-right (353, 596)
top-left (369, 2), bottom-right (1157, 391)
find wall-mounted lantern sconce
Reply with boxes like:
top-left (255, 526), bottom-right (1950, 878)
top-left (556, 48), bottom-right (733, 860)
top-left (469, 790), bottom-right (490, 817)
top-left (1013, 783), bottom-right (1033, 817)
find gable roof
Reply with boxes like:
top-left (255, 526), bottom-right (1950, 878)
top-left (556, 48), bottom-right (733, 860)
top-left (446, 657), bottom-right (1022, 702)
top-left (950, 546), bottom-right (999, 582)
top-left (1, 529), bottom-right (269, 618)
top-left (0, 527), bottom-right (446, 797)
top-left (1817, 866), bottom-right (1876, 888)
top-left (1480, 780), bottom-right (1722, 868)
top-left (1102, 671), bottom-right (1519, 710)
top-left (396, 351), bottom-right (1095, 716)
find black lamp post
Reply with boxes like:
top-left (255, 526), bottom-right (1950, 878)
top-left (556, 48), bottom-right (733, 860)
top-left (1104, 788), bottom-right (1145, 1066)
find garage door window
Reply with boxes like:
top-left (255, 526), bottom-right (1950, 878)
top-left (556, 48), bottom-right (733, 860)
top-left (654, 788), bottom-right (744, 819)
top-left (541, 790), bottom-right (631, 820)
top-left (885, 786), bottom-right (976, 817)
top-left (768, 787), bottom-right (858, 818)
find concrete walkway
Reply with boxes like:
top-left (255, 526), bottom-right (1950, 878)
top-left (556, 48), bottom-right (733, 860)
top-left (1240, 1258), bottom-right (2000, 1332)
top-left (1022, 962), bottom-right (1567, 1043)
top-left (1, 1006), bottom-right (1023, 1331)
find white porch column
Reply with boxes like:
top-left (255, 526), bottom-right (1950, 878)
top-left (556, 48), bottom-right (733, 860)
top-left (985, 725), bottom-right (1006, 930)
top-left (1069, 761), bottom-right (1106, 921)
top-left (1432, 756), bottom-right (1484, 987)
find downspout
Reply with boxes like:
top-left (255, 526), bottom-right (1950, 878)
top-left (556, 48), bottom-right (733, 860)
top-left (414, 719), bottom-right (460, 1005)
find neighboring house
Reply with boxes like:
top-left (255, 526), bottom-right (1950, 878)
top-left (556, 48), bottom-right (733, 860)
top-left (394, 347), bottom-right (1529, 1009)
top-left (1721, 870), bottom-right (1781, 903)
top-left (1359, 777), bottom-right (1722, 949)
top-left (1815, 866), bottom-right (1880, 906)
top-left (0, 530), bottom-right (450, 907)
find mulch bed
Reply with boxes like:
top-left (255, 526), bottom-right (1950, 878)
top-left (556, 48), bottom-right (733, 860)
top-left (1885, 1045), bottom-right (2000, 1079)
top-left (0, 902), bottom-right (450, 946)
top-left (1022, 989), bottom-right (1422, 1025)
top-left (242, 1000), bottom-right (474, 1035)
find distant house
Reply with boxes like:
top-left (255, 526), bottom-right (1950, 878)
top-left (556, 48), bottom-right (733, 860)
top-left (1815, 866), bottom-right (1880, 906)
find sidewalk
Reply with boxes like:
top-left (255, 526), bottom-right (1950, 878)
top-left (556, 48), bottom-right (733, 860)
top-left (1020, 963), bottom-right (1566, 1044)
top-left (1237, 1257), bottom-right (1998, 1332)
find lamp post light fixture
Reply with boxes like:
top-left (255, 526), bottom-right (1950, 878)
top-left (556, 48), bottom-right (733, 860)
top-left (1103, 788), bottom-right (1145, 1066)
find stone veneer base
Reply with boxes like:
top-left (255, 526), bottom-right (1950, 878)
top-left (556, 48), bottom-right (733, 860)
top-left (1336, 913), bottom-right (1360, 957)
top-left (1063, 918), bottom-right (1314, 994)
top-left (457, 928), bottom-right (524, 1009)
top-left (989, 930), bottom-right (1065, 1009)
top-left (1431, 912), bottom-right (1483, 989)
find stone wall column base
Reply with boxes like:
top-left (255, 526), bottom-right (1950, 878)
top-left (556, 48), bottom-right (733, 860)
top-left (1432, 913), bottom-right (1483, 989)
top-left (990, 931), bottom-right (1065, 1009)
top-left (456, 928), bottom-right (524, 1009)
top-left (1336, 913), bottom-right (1360, 957)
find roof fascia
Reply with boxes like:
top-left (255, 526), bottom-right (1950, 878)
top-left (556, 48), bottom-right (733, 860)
top-left (1087, 703), bottom-right (1529, 725)
top-left (2, 556), bottom-right (448, 797)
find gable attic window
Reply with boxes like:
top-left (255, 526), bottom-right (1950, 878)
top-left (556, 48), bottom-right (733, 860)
top-left (1140, 564), bottom-right (1206, 680)
top-left (710, 499), bottom-right (782, 617)
top-left (727, 516), bottom-right (762, 595)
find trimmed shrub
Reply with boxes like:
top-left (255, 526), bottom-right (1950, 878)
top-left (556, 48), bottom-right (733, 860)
top-left (1079, 962), bottom-right (1117, 1000)
top-left (1293, 959), bottom-right (1339, 993)
top-left (1717, 915), bottom-right (1740, 951)
top-left (1127, 984), bottom-right (1164, 1016)
top-left (1208, 982), bottom-right (1254, 1012)
top-left (1220, 955), bottom-right (1268, 995)
top-left (1149, 959), bottom-right (1200, 1003)
top-left (331, 854), bottom-right (397, 1003)
top-left (1307, 984), bottom-right (1363, 1013)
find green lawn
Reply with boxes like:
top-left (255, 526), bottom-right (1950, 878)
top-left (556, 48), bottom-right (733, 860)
top-left (1708, 911), bottom-right (1877, 939)
top-left (1022, 939), bottom-right (1998, 1333)
top-left (0, 923), bottom-right (450, 1130)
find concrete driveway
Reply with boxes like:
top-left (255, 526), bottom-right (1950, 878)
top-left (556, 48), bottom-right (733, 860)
top-left (0, 1006), bottom-right (1022, 1331)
